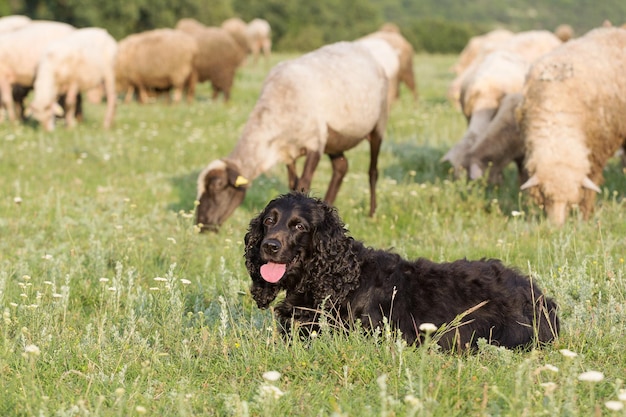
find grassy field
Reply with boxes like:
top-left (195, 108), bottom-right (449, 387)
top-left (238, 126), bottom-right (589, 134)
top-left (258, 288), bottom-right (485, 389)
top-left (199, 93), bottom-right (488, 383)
top-left (1, 52), bottom-right (625, 416)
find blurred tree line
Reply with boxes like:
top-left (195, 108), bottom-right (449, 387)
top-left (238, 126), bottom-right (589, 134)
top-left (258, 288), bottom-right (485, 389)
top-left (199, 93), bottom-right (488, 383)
top-left (1, 0), bottom-right (625, 52)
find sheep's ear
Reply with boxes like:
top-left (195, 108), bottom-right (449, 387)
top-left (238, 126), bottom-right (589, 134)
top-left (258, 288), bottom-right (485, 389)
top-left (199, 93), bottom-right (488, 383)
top-left (582, 176), bottom-right (601, 193)
top-left (520, 175), bottom-right (540, 190)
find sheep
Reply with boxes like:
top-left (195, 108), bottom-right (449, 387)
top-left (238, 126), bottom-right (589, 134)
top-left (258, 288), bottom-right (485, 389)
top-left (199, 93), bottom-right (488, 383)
top-left (442, 50), bottom-right (530, 175)
top-left (362, 30), bottom-right (418, 101)
top-left (450, 28), bottom-right (514, 76)
top-left (195, 41), bottom-right (389, 231)
top-left (221, 17), bottom-right (251, 55)
top-left (246, 18), bottom-right (272, 65)
top-left (443, 31), bottom-right (562, 174)
top-left (0, 20), bottom-right (75, 122)
top-left (176, 18), bottom-right (246, 101)
top-left (518, 27), bottom-right (626, 226)
top-left (0, 15), bottom-right (31, 34)
top-left (115, 28), bottom-right (198, 104)
top-left (29, 27), bottom-right (117, 131)
top-left (466, 93), bottom-right (525, 184)
top-left (447, 30), bottom-right (560, 109)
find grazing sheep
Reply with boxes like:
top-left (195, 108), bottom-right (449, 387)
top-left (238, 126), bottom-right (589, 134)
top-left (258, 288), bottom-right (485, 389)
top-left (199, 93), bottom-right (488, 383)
top-left (451, 28), bottom-right (514, 76)
top-left (362, 30), bottom-right (418, 101)
top-left (29, 27), bottom-right (117, 131)
top-left (0, 20), bottom-right (75, 122)
top-left (246, 18), bottom-right (272, 64)
top-left (176, 18), bottom-right (246, 101)
top-left (196, 41), bottom-right (389, 231)
top-left (443, 50), bottom-right (530, 174)
top-left (221, 17), bottom-right (251, 54)
top-left (116, 28), bottom-right (198, 104)
top-left (0, 15), bottom-right (31, 34)
top-left (518, 27), bottom-right (626, 225)
top-left (448, 30), bottom-right (560, 109)
top-left (10, 85), bottom-right (83, 123)
top-left (466, 93), bottom-right (526, 184)
top-left (444, 31), bottom-right (562, 174)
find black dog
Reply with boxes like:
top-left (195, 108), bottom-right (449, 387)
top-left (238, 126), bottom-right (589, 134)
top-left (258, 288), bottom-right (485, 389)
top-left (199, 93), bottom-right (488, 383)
top-left (244, 192), bottom-right (559, 350)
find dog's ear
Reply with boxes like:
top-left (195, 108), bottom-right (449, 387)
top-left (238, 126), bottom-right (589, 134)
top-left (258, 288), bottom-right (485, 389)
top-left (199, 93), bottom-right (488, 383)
top-left (307, 200), bottom-right (361, 306)
top-left (244, 207), bottom-right (281, 308)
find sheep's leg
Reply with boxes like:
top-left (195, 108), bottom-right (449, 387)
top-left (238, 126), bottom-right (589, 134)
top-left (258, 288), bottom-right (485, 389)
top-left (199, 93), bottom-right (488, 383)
top-left (368, 130), bottom-right (383, 216)
top-left (324, 153), bottom-right (348, 205)
top-left (286, 162), bottom-right (299, 190)
top-left (64, 83), bottom-right (79, 128)
top-left (0, 80), bottom-right (16, 122)
top-left (295, 151), bottom-right (321, 192)
top-left (103, 71), bottom-right (116, 129)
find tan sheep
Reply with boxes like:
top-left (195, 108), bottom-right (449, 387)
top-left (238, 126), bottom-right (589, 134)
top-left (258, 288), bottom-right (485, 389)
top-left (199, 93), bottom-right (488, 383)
top-left (246, 18), bottom-right (272, 65)
top-left (0, 21), bottom-right (75, 122)
top-left (221, 17), bottom-right (251, 55)
top-left (29, 27), bottom-right (117, 131)
top-left (519, 27), bottom-right (626, 225)
top-left (176, 18), bottom-right (246, 101)
top-left (116, 28), bottom-right (198, 104)
top-left (362, 30), bottom-right (418, 101)
top-left (195, 41), bottom-right (389, 231)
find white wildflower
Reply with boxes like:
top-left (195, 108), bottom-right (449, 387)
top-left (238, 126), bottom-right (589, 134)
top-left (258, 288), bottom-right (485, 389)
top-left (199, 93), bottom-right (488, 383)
top-left (419, 323), bottom-right (438, 334)
top-left (180, 279), bottom-right (191, 285)
top-left (24, 344), bottom-right (40, 356)
top-left (559, 349), bottom-right (578, 358)
top-left (578, 371), bottom-right (604, 382)
top-left (14, 196), bottom-right (22, 204)
top-left (618, 389), bottom-right (626, 402)
top-left (259, 384), bottom-right (284, 400)
top-left (605, 401), bottom-right (624, 411)
top-left (262, 371), bottom-right (281, 382)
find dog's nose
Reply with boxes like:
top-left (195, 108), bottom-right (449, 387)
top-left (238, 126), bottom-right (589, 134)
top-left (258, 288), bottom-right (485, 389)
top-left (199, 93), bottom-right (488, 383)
top-left (262, 239), bottom-right (281, 254)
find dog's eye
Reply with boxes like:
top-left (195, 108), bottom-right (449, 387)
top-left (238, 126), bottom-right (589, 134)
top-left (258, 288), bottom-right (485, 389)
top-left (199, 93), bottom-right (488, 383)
top-left (294, 222), bottom-right (305, 231)
top-left (263, 217), bottom-right (275, 226)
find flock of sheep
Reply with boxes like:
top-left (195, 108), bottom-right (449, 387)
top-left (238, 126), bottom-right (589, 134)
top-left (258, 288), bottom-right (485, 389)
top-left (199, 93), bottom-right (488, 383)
top-left (445, 24), bottom-right (626, 226)
top-left (1, 14), bottom-right (624, 227)
top-left (0, 15), bottom-right (272, 130)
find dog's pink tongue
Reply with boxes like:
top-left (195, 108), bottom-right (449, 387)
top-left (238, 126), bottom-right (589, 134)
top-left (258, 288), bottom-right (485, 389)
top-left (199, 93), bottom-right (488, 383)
top-left (260, 262), bottom-right (286, 283)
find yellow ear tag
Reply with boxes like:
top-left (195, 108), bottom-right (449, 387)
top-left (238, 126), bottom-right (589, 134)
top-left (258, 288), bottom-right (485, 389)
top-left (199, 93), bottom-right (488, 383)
top-left (234, 175), bottom-right (249, 188)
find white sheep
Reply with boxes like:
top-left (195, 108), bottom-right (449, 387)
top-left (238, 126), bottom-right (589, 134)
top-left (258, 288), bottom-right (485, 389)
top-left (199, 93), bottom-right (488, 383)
top-left (29, 27), bottom-right (117, 131)
top-left (246, 18), bottom-right (272, 65)
top-left (518, 27), bottom-right (626, 225)
top-left (0, 20), bottom-right (75, 122)
top-left (196, 41), bottom-right (389, 231)
top-left (0, 15), bottom-right (31, 34)
top-left (444, 31), bottom-right (562, 174)
top-left (442, 50), bottom-right (530, 174)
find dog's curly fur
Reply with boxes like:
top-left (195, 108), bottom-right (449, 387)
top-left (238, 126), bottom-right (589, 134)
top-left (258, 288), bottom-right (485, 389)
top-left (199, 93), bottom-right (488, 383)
top-left (245, 192), bottom-right (560, 350)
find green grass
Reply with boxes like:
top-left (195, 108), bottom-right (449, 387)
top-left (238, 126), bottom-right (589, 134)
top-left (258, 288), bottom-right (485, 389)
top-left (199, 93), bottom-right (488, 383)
top-left (1, 52), bottom-right (625, 416)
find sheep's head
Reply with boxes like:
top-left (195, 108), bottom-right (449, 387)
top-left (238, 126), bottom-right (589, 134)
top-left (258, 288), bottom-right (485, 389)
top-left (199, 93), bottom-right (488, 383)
top-left (521, 174), bottom-right (600, 226)
top-left (195, 159), bottom-right (249, 232)
top-left (27, 102), bottom-right (63, 132)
